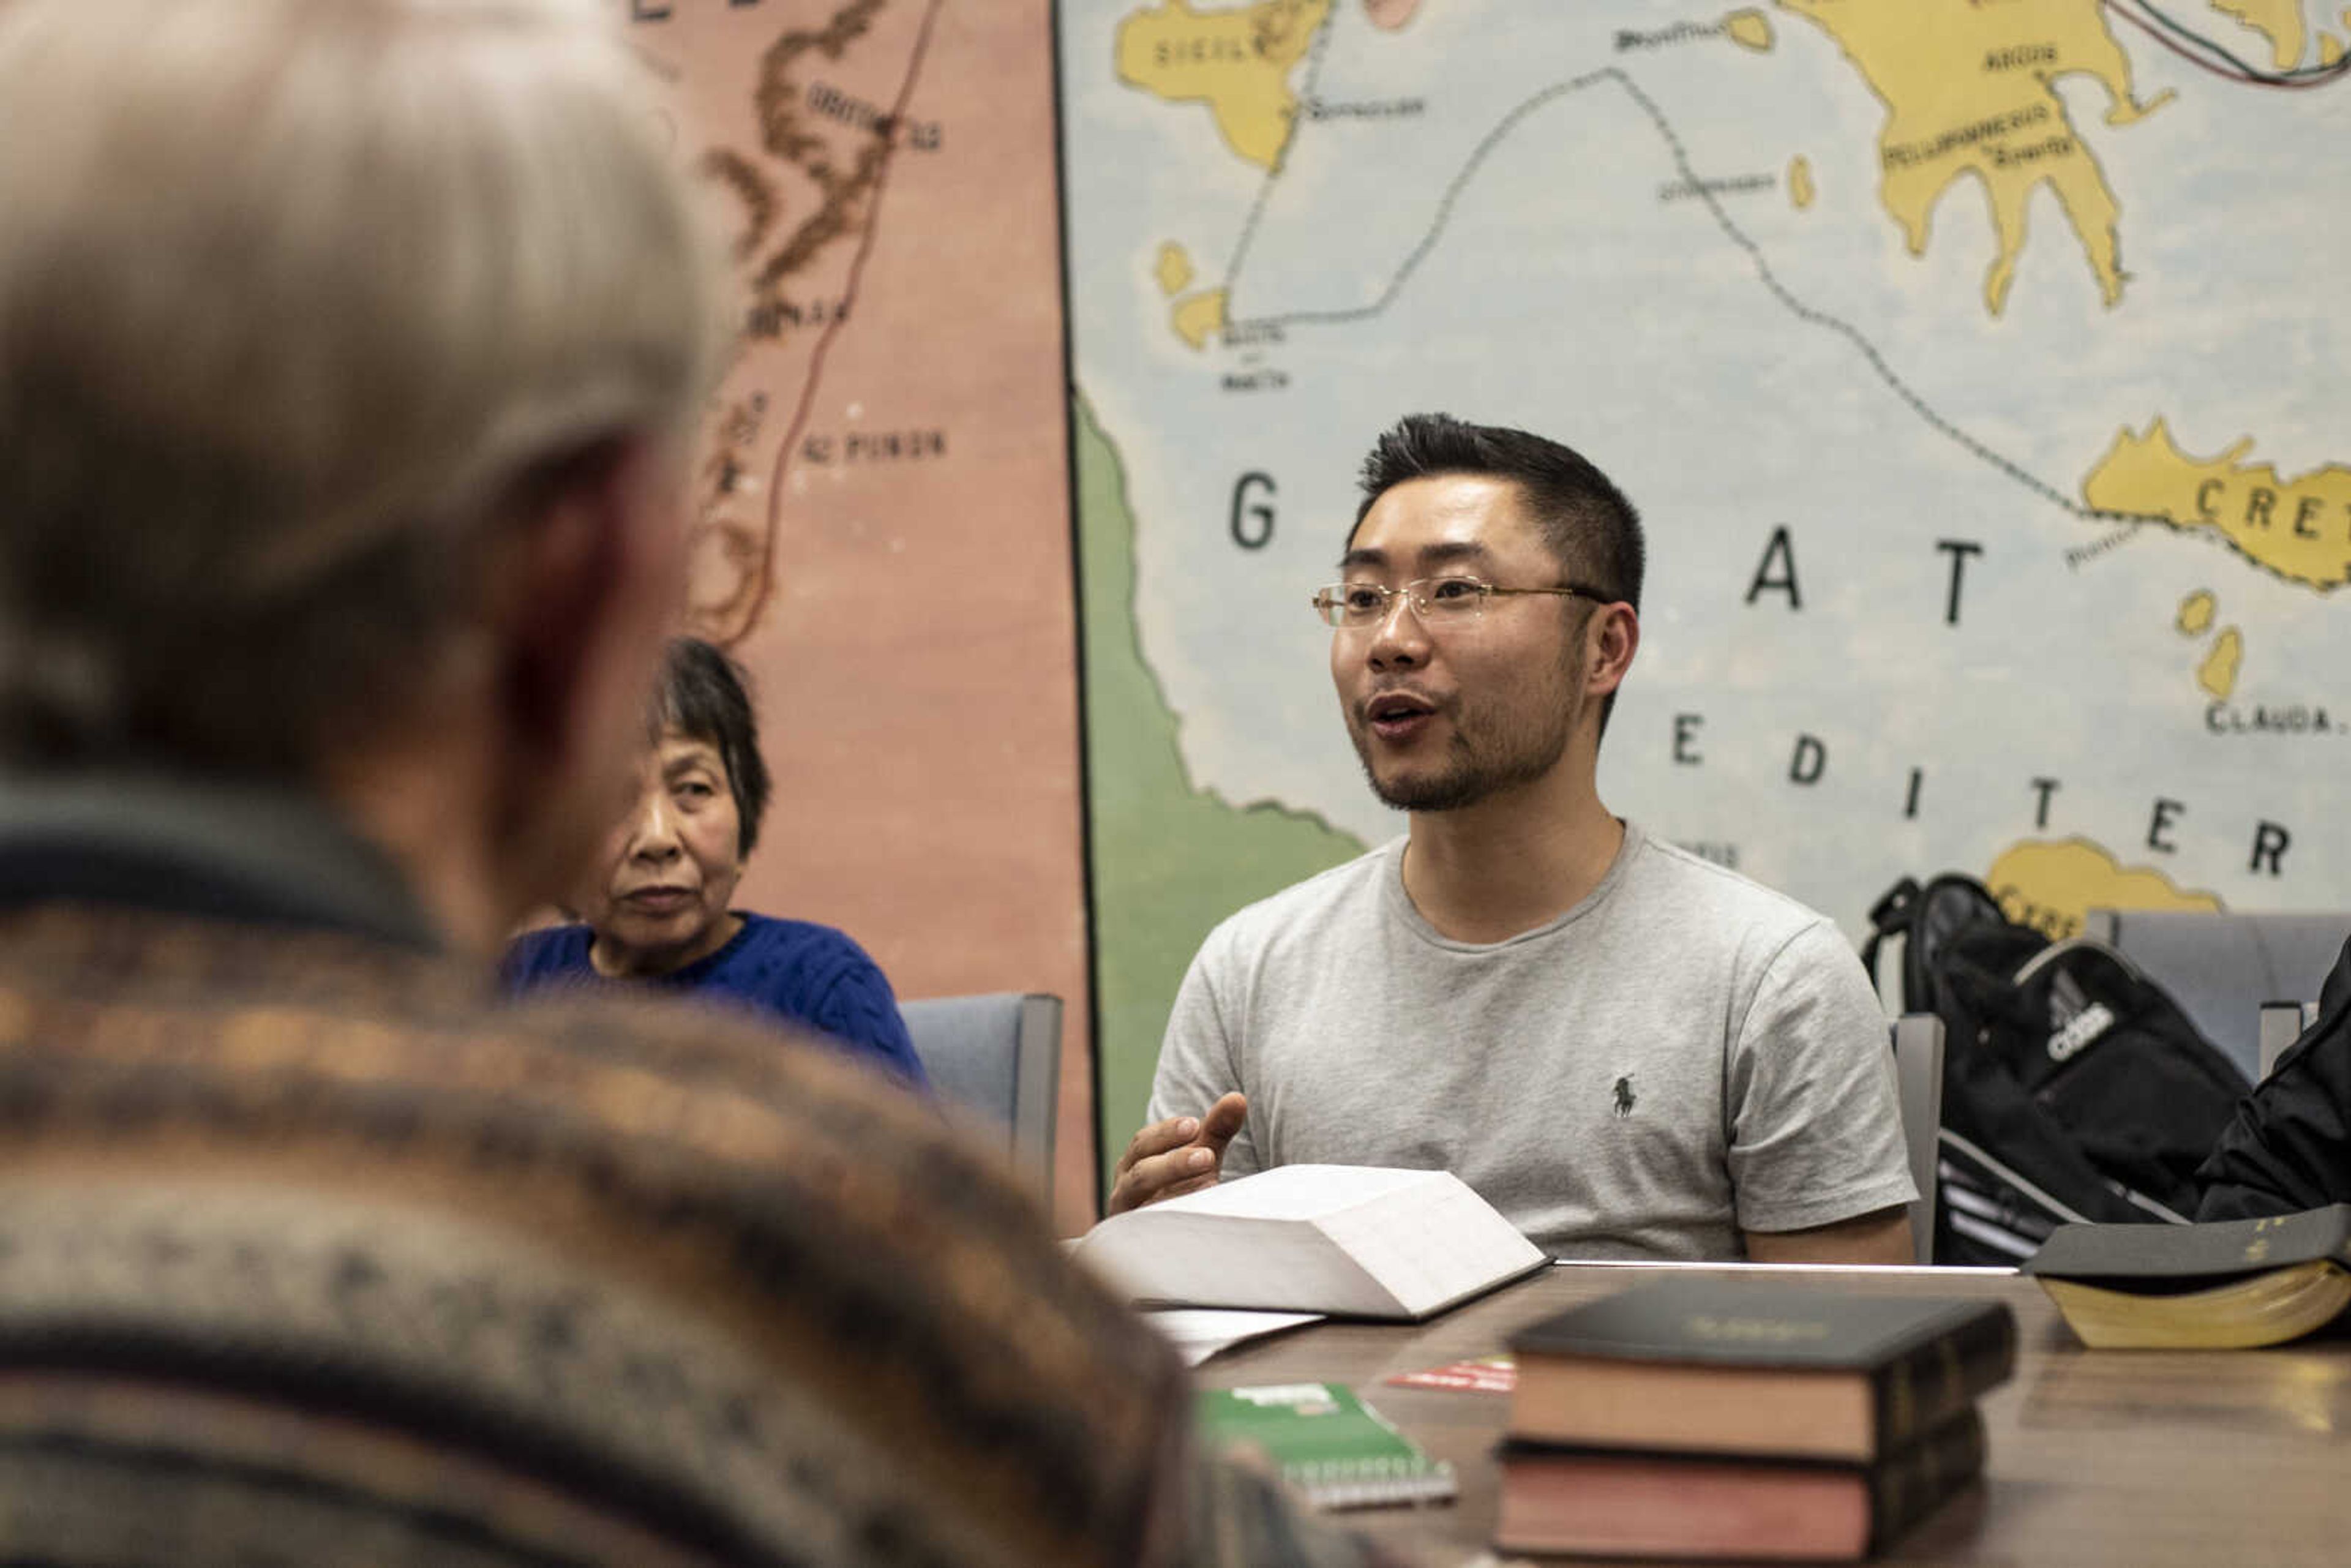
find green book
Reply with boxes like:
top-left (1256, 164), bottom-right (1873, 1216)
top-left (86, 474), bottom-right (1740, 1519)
top-left (1196, 1382), bottom-right (1456, 1510)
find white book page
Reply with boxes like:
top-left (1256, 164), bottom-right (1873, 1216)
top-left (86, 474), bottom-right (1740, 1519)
top-left (1076, 1209), bottom-right (1400, 1315)
top-left (1147, 1164), bottom-right (1450, 1221)
top-left (1074, 1166), bottom-right (1537, 1318)
top-left (1142, 1308), bottom-right (1324, 1367)
top-left (1314, 1172), bottom-right (1545, 1318)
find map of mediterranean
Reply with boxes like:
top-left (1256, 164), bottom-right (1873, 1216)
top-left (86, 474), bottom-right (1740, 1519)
top-left (1061, 0), bottom-right (2351, 1174)
top-left (626, 1), bottom-right (1099, 1225)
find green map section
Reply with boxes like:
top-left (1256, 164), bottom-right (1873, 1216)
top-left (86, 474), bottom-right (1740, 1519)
top-left (1077, 395), bottom-right (1365, 1192)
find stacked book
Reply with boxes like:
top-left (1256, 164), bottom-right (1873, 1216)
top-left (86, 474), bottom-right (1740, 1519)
top-left (1495, 1278), bottom-right (2016, 1561)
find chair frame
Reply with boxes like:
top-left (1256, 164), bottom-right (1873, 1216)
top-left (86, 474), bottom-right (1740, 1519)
top-left (1889, 1013), bottom-right (1946, 1266)
top-left (899, 991), bottom-right (1061, 1204)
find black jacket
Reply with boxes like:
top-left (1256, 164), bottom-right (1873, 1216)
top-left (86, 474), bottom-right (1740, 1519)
top-left (2195, 937), bottom-right (2351, 1218)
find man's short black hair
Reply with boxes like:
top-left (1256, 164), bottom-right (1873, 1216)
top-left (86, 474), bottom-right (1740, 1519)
top-left (1352, 413), bottom-right (1645, 612)
top-left (654, 637), bottom-right (770, 858)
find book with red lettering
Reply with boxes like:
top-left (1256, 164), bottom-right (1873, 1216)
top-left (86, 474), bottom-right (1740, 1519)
top-left (1383, 1355), bottom-right (1515, 1395)
top-left (1505, 1278), bottom-right (2014, 1461)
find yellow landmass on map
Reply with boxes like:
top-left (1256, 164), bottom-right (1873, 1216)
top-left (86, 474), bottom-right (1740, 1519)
top-left (1788, 154), bottom-right (1815, 209)
top-left (2175, 588), bottom-right (2215, 636)
top-left (1116, 0), bottom-right (1332, 171)
top-left (1988, 838), bottom-right (2222, 942)
top-left (2082, 418), bottom-right (2351, 591)
top-left (1171, 287), bottom-right (1228, 350)
top-left (2210, 0), bottom-right (2304, 68)
top-left (2199, 627), bottom-right (2244, 699)
top-left (2322, 32), bottom-right (2345, 66)
top-left (1780, 0), bottom-right (2170, 317)
top-left (1727, 9), bottom-right (1775, 49)
top-left (1155, 241), bottom-right (1195, 297)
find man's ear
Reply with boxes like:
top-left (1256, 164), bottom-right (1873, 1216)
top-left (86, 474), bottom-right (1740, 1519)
top-left (1586, 603), bottom-right (1640, 699)
top-left (482, 433), bottom-right (680, 768)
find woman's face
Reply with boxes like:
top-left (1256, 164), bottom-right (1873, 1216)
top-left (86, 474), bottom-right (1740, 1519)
top-left (580, 727), bottom-right (746, 978)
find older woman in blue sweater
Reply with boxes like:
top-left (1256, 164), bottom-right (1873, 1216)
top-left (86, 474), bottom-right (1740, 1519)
top-left (504, 637), bottom-right (927, 1087)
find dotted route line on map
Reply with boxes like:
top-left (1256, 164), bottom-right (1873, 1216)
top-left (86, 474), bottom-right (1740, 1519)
top-left (1219, 56), bottom-right (2179, 538)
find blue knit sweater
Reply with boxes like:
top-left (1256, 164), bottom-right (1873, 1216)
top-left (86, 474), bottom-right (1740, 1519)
top-left (503, 912), bottom-right (928, 1088)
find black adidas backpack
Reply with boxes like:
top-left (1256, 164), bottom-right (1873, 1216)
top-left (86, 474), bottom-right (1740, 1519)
top-left (1864, 874), bottom-right (2251, 1266)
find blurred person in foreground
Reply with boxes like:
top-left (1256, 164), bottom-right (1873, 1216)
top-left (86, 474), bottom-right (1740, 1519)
top-left (506, 637), bottom-right (929, 1089)
top-left (0, 2), bottom-right (1384, 1563)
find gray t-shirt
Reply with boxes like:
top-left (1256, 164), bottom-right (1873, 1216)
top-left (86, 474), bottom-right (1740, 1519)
top-left (1147, 822), bottom-right (1915, 1259)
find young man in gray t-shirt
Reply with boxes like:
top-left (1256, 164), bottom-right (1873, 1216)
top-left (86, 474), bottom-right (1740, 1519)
top-left (1110, 414), bottom-right (1914, 1262)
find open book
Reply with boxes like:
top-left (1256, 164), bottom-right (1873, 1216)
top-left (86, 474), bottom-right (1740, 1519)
top-left (1075, 1165), bottom-right (1547, 1320)
top-left (2023, 1204), bottom-right (2351, 1349)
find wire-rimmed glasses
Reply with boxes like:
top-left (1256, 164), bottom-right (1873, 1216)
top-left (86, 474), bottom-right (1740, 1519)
top-left (1310, 574), bottom-right (1613, 629)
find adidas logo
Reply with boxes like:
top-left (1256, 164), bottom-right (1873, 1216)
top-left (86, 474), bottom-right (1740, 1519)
top-left (2046, 1001), bottom-right (2116, 1063)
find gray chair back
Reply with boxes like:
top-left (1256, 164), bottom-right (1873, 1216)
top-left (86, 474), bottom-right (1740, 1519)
top-left (1889, 1014), bottom-right (1945, 1266)
top-left (900, 992), bottom-right (1061, 1201)
top-left (2082, 909), bottom-right (2351, 1082)
top-left (2257, 1001), bottom-right (2316, 1082)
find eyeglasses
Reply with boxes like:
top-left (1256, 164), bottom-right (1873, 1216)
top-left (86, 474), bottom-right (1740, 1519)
top-left (1310, 574), bottom-right (1613, 629)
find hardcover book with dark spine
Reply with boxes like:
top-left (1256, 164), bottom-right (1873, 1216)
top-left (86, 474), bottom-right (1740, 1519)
top-left (1496, 1408), bottom-right (1986, 1561)
top-left (2024, 1204), bottom-right (2351, 1348)
top-left (1505, 1278), bottom-right (2015, 1461)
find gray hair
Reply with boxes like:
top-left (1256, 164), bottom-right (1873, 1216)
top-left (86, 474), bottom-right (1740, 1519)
top-left (0, 0), bottom-right (731, 773)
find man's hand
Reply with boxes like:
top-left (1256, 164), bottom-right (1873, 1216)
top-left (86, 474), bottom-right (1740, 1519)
top-left (1107, 1092), bottom-right (1247, 1215)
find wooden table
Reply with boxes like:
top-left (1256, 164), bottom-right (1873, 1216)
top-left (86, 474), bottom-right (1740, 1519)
top-left (1194, 1262), bottom-right (2351, 1567)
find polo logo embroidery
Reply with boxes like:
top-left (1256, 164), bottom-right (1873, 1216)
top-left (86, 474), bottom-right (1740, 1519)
top-left (1613, 1076), bottom-right (1636, 1119)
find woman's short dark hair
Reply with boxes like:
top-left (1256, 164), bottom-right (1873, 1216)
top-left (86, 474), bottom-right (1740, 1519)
top-left (654, 637), bottom-right (770, 857)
